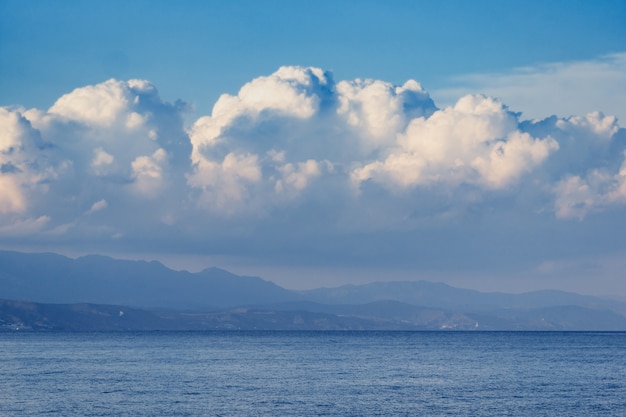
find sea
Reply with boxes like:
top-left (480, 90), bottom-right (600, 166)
top-left (1, 331), bottom-right (625, 416)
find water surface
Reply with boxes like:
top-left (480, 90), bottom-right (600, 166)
top-left (1, 331), bottom-right (625, 416)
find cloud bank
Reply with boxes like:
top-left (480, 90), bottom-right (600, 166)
top-left (1, 66), bottom-right (625, 278)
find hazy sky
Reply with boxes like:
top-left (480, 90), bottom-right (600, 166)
top-left (1, 0), bottom-right (626, 295)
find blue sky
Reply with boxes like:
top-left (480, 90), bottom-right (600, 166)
top-left (3, 0), bottom-right (625, 115)
top-left (1, 0), bottom-right (626, 295)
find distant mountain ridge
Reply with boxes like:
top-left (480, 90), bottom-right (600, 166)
top-left (1, 250), bottom-right (626, 331)
top-left (0, 251), bottom-right (300, 310)
top-left (299, 281), bottom-right (621, 310)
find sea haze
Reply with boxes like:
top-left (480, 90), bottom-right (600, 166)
top-left (2, 251), bottom-right (626, 331)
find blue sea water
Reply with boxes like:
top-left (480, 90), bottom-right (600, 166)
top-left (1, 331), bottom-right (625, 416)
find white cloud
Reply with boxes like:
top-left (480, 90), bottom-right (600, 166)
top-left (188, 151), bottom-right (262, 213)
top-left (336, 78), bottom-right (435, 152)
top-left (275, 159), bottom-right (325, 194)
top-left (0, 107), bottom-right (60, 214)
top-left (433, 53), bottom-right (626, 122)
top-left (187, 66), bottom-right (439, 213)
top-left (91, 147), bottom-right (115, 175)
top-left (556, 111), bottom-right (619, 139)
top-left (1, 65), bottom-right (625, 281)
top-left (189, 66), bottom-right (330, 156)
top-left (187, 66), bottom-right (337, 213)
top-left (0, 175), bottom-right (25, 214)
top-left (126, 112), bottom-right (147, 130)
top-left (48, 78), bottom-right (157, 127)
top-left (183, 66), bottom-right (626, 231)
top-left (232, 65), bottom-right (327, 119)
top-left (48, 79), bottom-right (128, 125)
top-left (554, 152), bottom-right (626, 220)
top-left (87, 199), bottom-right (108, 215)
top-left (352, 95), bottom-right (559, 190)
top-left (0, 215), bottom-right (50, 236)
top-left (131, 148), bottom-right (168, 197)
top-left (1, 78), bottom-right (189, 237)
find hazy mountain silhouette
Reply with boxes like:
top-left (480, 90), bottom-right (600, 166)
top-left (1, 250), bottom-right (625, 331)
top-left (299, 281), bottom-right (621, 310)
top-left (0, 251), bottom-right (301, 310)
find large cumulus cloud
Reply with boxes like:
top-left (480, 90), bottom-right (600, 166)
top-left (1, 79), bottom-right (190, 238)
top-left (1, 66), bottom-right (625, 272)
top-left (186, 66), bottom-right (438, 215)
top-left (185, 66), bottom-right (624, 222)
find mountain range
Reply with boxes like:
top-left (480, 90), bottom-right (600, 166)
top-left (1, 250), bottom-right (625, 331)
